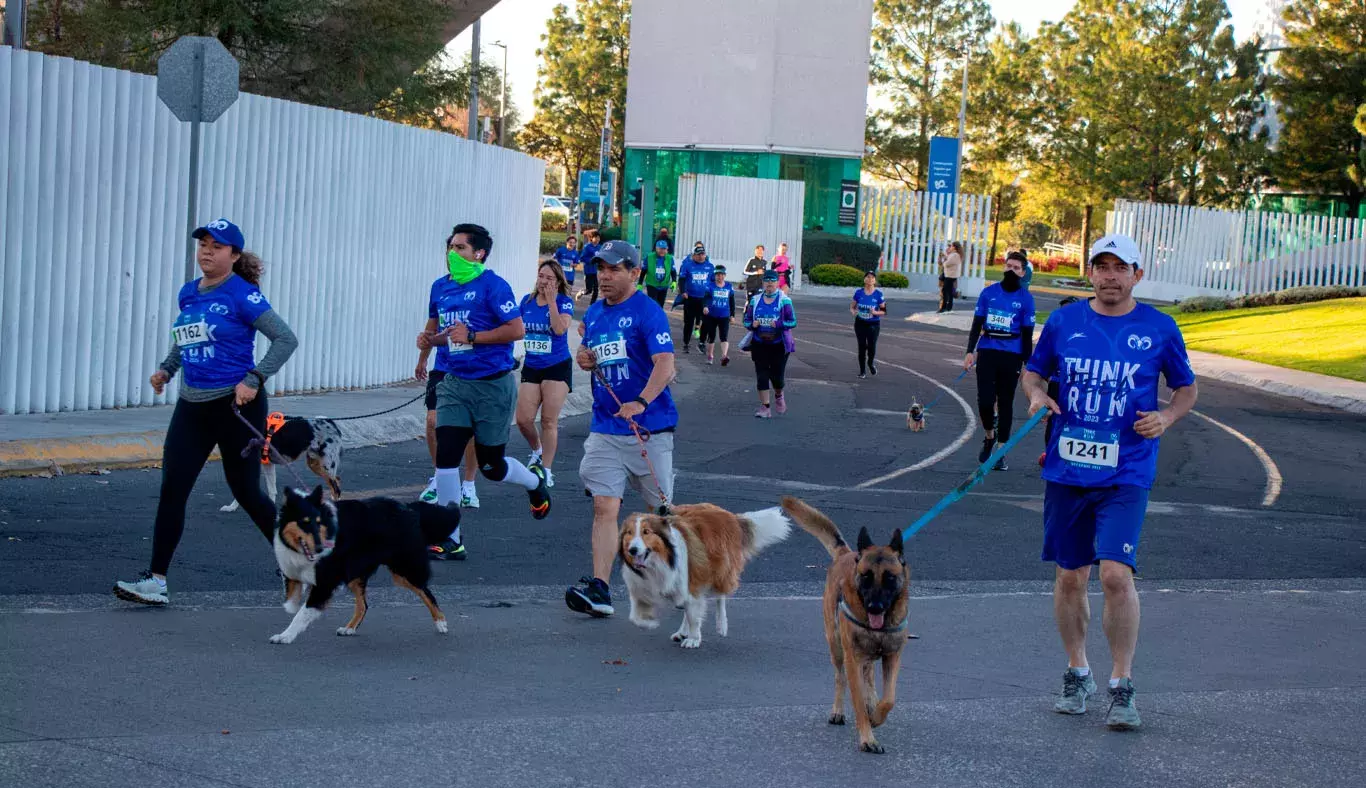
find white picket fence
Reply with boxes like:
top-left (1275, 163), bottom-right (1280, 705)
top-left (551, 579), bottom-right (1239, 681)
top-left (0, 46), bottom-right (544, 415)
top-left (857, 185), bottom-right (993, 293)
top-left (675, 173), bottom-right (805, 288)
top-left (1107, 199), bottom-right (1366, 301)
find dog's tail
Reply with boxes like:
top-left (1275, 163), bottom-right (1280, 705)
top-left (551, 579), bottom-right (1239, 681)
top-left (738, 506), bottom-right (792, 558)
top-left (780, 496), bottom-right (848, 559)
top-left (416, 502), bottom-right (462, 545)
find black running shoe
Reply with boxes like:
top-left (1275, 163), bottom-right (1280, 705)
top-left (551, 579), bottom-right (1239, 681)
top-left (529, 465), bottom-right (552, 520)
top-left (428, 539), bottom-right (466, 561)
top-left (993, 457), bottom-right (1009, 471)
top-left (565, 576), bottom-right (614, 617)
top-left (869, 363), bottom-right (878, 376)
top-left (978, 438), bottom-right (996, 464)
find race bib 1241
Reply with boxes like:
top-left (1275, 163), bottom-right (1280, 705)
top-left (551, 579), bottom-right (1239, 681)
top-left (1059, 426), bottom-right (1119, 468)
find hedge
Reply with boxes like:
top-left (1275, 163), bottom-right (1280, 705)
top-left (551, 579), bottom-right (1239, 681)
top-left (1176, 285), bottom-right (1366, 313)
top-left (539, 232), bottom-right (564, 255)
top-left (541, 210), bottom-right (569, 232)
top-left (802, 231), bottom-right (882, 272)
top-left (809, 264), bottom-right (866, 287)
top-left (877, 271), bottom-right (909, 289)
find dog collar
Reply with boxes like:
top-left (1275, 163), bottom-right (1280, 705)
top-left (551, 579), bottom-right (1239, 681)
top-left (838, 598), bottom-right (907, 634)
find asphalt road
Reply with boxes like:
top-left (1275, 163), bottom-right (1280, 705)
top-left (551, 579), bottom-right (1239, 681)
top-left (3, 292), bottom-right (1364, 787)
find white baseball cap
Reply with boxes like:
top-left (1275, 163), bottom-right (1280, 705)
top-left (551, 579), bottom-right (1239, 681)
top-left (1088, 234), bottom-right (1142, 269)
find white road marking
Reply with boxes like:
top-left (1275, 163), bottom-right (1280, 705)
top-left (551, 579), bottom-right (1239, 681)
top-left (1160, 398), bottom-right (1283, 507)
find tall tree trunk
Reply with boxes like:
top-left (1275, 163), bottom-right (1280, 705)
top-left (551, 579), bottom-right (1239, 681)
top-left (1080, 204), bottom-right (1094, 277)
top-left (989, 186), bottom-right (1003, 265)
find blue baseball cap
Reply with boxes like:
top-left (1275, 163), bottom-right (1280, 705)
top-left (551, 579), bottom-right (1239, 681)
top-left (192, 218), bottom-right (245, 249)
top-left (655, 240), bottom-right (669, 249)
top-left (762, 270), bottom-right (779, 282)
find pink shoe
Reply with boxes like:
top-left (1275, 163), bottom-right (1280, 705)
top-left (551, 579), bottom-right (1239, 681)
top-left (755, 405), bottom-right (772, 419)
top-left (774, 394), bottom-right (787, 414)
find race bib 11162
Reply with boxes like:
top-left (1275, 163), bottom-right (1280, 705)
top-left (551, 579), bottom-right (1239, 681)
top-left (172, 320), bottom-right (210, 346)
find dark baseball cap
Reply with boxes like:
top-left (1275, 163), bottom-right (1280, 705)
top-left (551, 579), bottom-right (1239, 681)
top-left (593, 240), bottom-right (642, 269)
top-left (191, 218), bottom-right (245, 249)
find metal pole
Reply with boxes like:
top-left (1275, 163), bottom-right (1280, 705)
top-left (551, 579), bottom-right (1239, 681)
top-left (957, 49), bottom-right (969, 140)
top-left (184, 43), bottom-right (205, 282)
top-left (3, 0), bottom-right (27, 49)
top-left (599, 99), bottom-right (611, 227)
top-left (490, 41), bottom-right (507, 147)
top-left (468, 20), bottom-right (480, 141)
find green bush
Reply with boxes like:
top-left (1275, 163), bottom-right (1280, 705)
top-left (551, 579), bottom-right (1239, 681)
top-left (809, 263), bottom-right (867, 287)
top-left (1177, 285), bottom-right (1366, 313)
top-left (539, 232), bottom-right (564, 255)
top-left (541, 210), bottom-right (569, 232)
top-left (876, 270), bottom-right (909, 289)
top-left (599, 225), bottom-right (624, 242)
top-left (802, 231), bottom-right (882, 272)
top-left (1176, 296), bottom-right (1233, 313)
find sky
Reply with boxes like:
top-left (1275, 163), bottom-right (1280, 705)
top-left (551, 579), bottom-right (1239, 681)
top-left (446, 0), bottom-right (1271, 129)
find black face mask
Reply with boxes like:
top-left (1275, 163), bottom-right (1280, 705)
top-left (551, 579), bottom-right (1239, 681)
top-left (1002, 270), bottom-right (1022, 291)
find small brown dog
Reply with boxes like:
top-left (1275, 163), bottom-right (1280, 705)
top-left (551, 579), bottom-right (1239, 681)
top-left (906, 401), bottom-right (926, 431)
top-left (782, 496), bottom-right (910, 754)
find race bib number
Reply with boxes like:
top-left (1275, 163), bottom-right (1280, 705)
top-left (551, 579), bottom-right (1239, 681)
top-left (591, 338), bottom-right (628, 365)
top-left (655, 265), bottom-right (666, 279)
top-left (525, 336), bottom-right (552, 355)
top-left (1059, 426), bottom-right (1119, 468)
top-left (446, 336), bottom-right (473, 354)
top-left (172, 320), bottom-right (210, 346)
top-left (857, 304), bottom-right (873, 319)
top-left (986, 310), bottom-right (1014, 332)
top-left (692, 272), bottom-right (707, 284)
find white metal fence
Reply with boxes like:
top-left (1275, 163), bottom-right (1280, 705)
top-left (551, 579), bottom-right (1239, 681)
top-left (857, 185), bottom-right (993, 293)
top-left (675, 173), bottom-right (805, 289)
top-left (0, 46), bottom-right (544, 415)
top-left (1107, 199), bottom-right (1366, 301)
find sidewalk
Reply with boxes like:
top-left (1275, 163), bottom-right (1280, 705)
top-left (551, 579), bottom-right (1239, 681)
top-left (909, 310), bottom-right (1366, 414)
top-left (0, 324), bottom-right (593, 477)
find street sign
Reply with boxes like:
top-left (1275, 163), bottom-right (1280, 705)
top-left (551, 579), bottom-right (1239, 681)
top-left (157, 36), bottom-right (240, 123)
top-left (928, 136), bottom-right (961, 217)
top-left (157, 36), bottom-right (242, 281)
top-left (838, 179), bottom-right (859, 226)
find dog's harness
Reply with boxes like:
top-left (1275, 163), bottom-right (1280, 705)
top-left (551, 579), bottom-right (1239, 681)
top-left (837, 595), bottom-right (908, 634)
top-left (590, 366), bottom-right (673, 514)
top-left (232, 403), bottom-right (315, 490)
top-left (261, 411), bottom-right (287, 465)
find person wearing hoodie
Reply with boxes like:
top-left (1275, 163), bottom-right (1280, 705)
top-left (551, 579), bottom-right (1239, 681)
top-left (639, 239), bottom-right (677, 307)
top-left (677, 244), bottom-right (715, 353)
top-left (963, 252), bottom-right (1036, 471)
top-left (743, 270), bottom-right (797, 418)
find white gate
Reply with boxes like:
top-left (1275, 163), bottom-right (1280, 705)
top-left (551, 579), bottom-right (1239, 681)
top-left (0, 47), bottom-right (544, 415)
top-left (857, 185), bottom-right (993, 295)
top-left (675, 174), bottom-right (805, 288)
top-left (1107, 199), bottom-right (1366, 301)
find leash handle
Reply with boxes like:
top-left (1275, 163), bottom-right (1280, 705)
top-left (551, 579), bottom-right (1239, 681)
top-left (231, 403), bottom-right (315, 491)
top-left (900, 408), bottom-right (1047, 541)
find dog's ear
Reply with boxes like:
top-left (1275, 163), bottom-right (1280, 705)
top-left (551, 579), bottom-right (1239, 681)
top-left (308, 485), bottom-right (325, 506)
top-left (856, 526), bottom-right (873, 553)
top-left (888, 528), bottom-right (904, 556)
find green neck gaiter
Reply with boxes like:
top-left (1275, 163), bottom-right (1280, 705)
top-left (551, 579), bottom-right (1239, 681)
top-left (447, 250), bottom-right (486, 284)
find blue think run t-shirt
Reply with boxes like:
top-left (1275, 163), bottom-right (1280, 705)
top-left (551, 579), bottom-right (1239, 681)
top-left (1026, 300), bottom-right (1196, 490)
top-left (553, 245), bottom-right (578, 283)
top-left (520, 292), bottom-right (575, 369)
top-left (579, 243), bottom-right (600, 276)
top-left (852, 288), bottom-right (886, 322)
top-left (583, 290), bottom-right (678, 435)
top-left (172, 274), bottom-right (272, 389)
top-left (428, 270), bottom-right (520, 379)
top-left (707, 282), bottom-right (735, 319)
top-left (974, 283), bottom-right (1036, 355)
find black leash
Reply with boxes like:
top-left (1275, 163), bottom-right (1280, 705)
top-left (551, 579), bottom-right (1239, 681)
top-left (303, 390), bottom-right (426, 422)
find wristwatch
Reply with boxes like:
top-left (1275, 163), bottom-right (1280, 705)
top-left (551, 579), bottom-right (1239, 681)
top-left (467, 329), bottom-right (477, 345)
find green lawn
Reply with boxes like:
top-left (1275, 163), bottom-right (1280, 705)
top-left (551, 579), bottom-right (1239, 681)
top-left (1166, 298), bottom-right (1366, 382)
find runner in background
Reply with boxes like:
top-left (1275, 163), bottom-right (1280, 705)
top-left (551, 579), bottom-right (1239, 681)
top-left (515, 260), bottom-right (575, 489)
top-left (639, 239), bottom-right (676, 307)
top-left (744, 245), bottom-right (767, 295)
top-left (700, 265), bottom-right (736, 366)
top-left (771, 242), bottom-right (792, 293)
top-left (579, 228), bottom-right (601, 304)
top-left (677, 244), bottom-right (715, 354)
top-left (851, 270), bottom-right (887, 379)
top-left (744, 270), bottom-right (797, 418)
top-left (552, 234), bottom-right (579, 295)
top-left (964, 252), bottom-right (1035, 471)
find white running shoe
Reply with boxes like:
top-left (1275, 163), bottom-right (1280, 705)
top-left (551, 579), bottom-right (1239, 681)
top-left (420, 475), bottom-right (439, 504)
top-left (542, 468), bottom-right (555, 489)
top-left (113, 571), bottom-right (168, 606)
top-left (460, 486), bottom-right (481, 509)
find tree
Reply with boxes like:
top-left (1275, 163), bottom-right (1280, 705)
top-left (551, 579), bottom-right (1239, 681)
top-left (1271, 0), bottom-right (1366, 214)
top-left (520, 0), bottom-right (630, 214)
top-left (25, 0), bottom-right (459, 117)
top-left (864, 0), bottom-right (995, 189)
top-left (373, 51), bottom-right (521, 143)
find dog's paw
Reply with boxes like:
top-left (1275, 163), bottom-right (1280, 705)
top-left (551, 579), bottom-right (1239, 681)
top-left (219, 501), bottom-right (241, 512)
top-left (828, 713), bottom-right (846, 726)
top-left (678, 635), bottom-right (702, 649)
top-left (859, 739), bottom-right (885, 755)
top-left (435, 619), bottom-right (449, 634)
top-left (871, 701), bottom-right (894, 728)
top-left (336, 626), bottom-right (357, 636)
top-left (630, 614), bottom-right (660, 630)
top-left (282, 599), bottom-right (302, 615)
top-left (268, 631), bottom-right (295, 645)
top-left (715, 620), bottom-right (728, 637)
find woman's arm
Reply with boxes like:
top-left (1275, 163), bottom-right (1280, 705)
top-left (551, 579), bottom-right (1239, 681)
top-left (242, 310), bottom-right (299, 389)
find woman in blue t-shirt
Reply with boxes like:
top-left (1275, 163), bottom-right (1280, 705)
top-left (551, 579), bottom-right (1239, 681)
top-left (964, 252), bottom-right (1036, 471)
top-left (114, 219), bottom-right (298, 607)
top-left (514, 260), bottom-right (576, 488)
top-left (743, 270), bottom-right (797, 418)
top-left (850, 270), bottom-right (887, 378)
top-left (700, 266), bottom-right (736, 366)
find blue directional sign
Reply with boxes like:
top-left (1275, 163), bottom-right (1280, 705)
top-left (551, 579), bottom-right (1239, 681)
top-left (928, 136), bottom-right (961, 217)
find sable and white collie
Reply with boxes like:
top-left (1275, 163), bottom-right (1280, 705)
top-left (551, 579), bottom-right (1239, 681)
top-left (619, 503), bottom-right (792, 649)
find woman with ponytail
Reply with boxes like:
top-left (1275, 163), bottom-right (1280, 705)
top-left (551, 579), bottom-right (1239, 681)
top-left (114, 219), bottom-right (299, 606)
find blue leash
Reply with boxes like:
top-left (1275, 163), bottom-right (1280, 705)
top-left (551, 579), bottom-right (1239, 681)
top-left (908, 367), bottom-right (971, 426)
top-left (918, 367), bottom-right (970, 412)
top-left (901, 408), bottom-right (1048, 541)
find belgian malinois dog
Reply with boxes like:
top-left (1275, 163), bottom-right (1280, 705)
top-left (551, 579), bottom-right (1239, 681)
top-left (782, 496), bottom-right (910, 754)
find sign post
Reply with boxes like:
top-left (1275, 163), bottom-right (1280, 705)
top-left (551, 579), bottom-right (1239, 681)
top-left (598, 100), bottom-right (612, 227)
top-left (927, 136), bottom-right (961, 219)
top-left (157, 36), bottom-right (240, 281)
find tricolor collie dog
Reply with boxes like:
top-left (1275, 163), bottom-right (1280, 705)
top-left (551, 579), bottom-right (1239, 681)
top-left (619, 503), bottom-right (792, 649)
top-left (269, 486), bottom-right (459, 645)
top-left (222, 416), bottom-right (343, 512)
top-left (782, 496), bottom-right (910, 754)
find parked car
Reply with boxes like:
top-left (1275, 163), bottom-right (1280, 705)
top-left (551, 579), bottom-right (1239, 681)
top-left (542, 195), bottom-right (570, 216)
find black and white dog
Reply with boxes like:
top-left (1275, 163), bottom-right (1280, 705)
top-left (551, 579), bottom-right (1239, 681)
top-left (222, 417), bottom-right (344, 512)
top-left (270, 486), bottom-right (460, 644)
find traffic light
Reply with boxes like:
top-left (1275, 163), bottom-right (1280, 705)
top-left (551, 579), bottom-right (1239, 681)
top-left (628, 187), bottom-right (642, 210)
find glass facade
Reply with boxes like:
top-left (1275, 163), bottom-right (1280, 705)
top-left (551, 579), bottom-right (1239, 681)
top-left (622, 147), bottom-right (862, 246)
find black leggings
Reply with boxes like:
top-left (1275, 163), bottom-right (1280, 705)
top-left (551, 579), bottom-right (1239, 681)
top-left (682, 296), bottom-right (704, 344)
top-left (700, 315), bottom-right (730, 344)
top-left (584, 274), bottom-right (600, 304)
top-left (646, 285), bottom-right (669, 307)
top-left (975, 348), bottom-right (1024, 441)
top-left (854, 318), bottom-right (880, 372)
top-left (751, 341), bottom-right (790, 391)
top-left (151, 393), bottom-right (275, 575)
top-left (435, 425), bottom-right (510, 481)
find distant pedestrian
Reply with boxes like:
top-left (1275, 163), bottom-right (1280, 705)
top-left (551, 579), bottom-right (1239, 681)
top-left (744, 270), bottom-right (797, 418)
top-left (677, 244), bottom-right (715, 354)
top-left (579, 228), bottom-right (602, 304)
top-left (700, 265), bottom-right (736, 366)
top-left (939, 241), bottom-right (963, 312)
top-left (655, 227), bottom-right (674, 256)
top-left (1017, 248), bottom-right (1034, 289)
top-left (772, 242), bottom-right (793, 293)
top-left (639, 239), bottom-right (677, 307)
top-left (851, 270), bottom-right (887, 378)
top-left (744, 245), bottom-right (768, 294)
top-left (552, 235), bottom-right (579, 291)
top-left (114, 219), bottom-right (298, 606)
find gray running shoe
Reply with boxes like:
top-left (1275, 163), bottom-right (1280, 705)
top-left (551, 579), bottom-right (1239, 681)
top-left (1106, 678), bottom-right (1142, 730)
top-left (113, 571), bottom-right (169, 606)
top-left (1053, 669), bottom-right (1097, 714)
